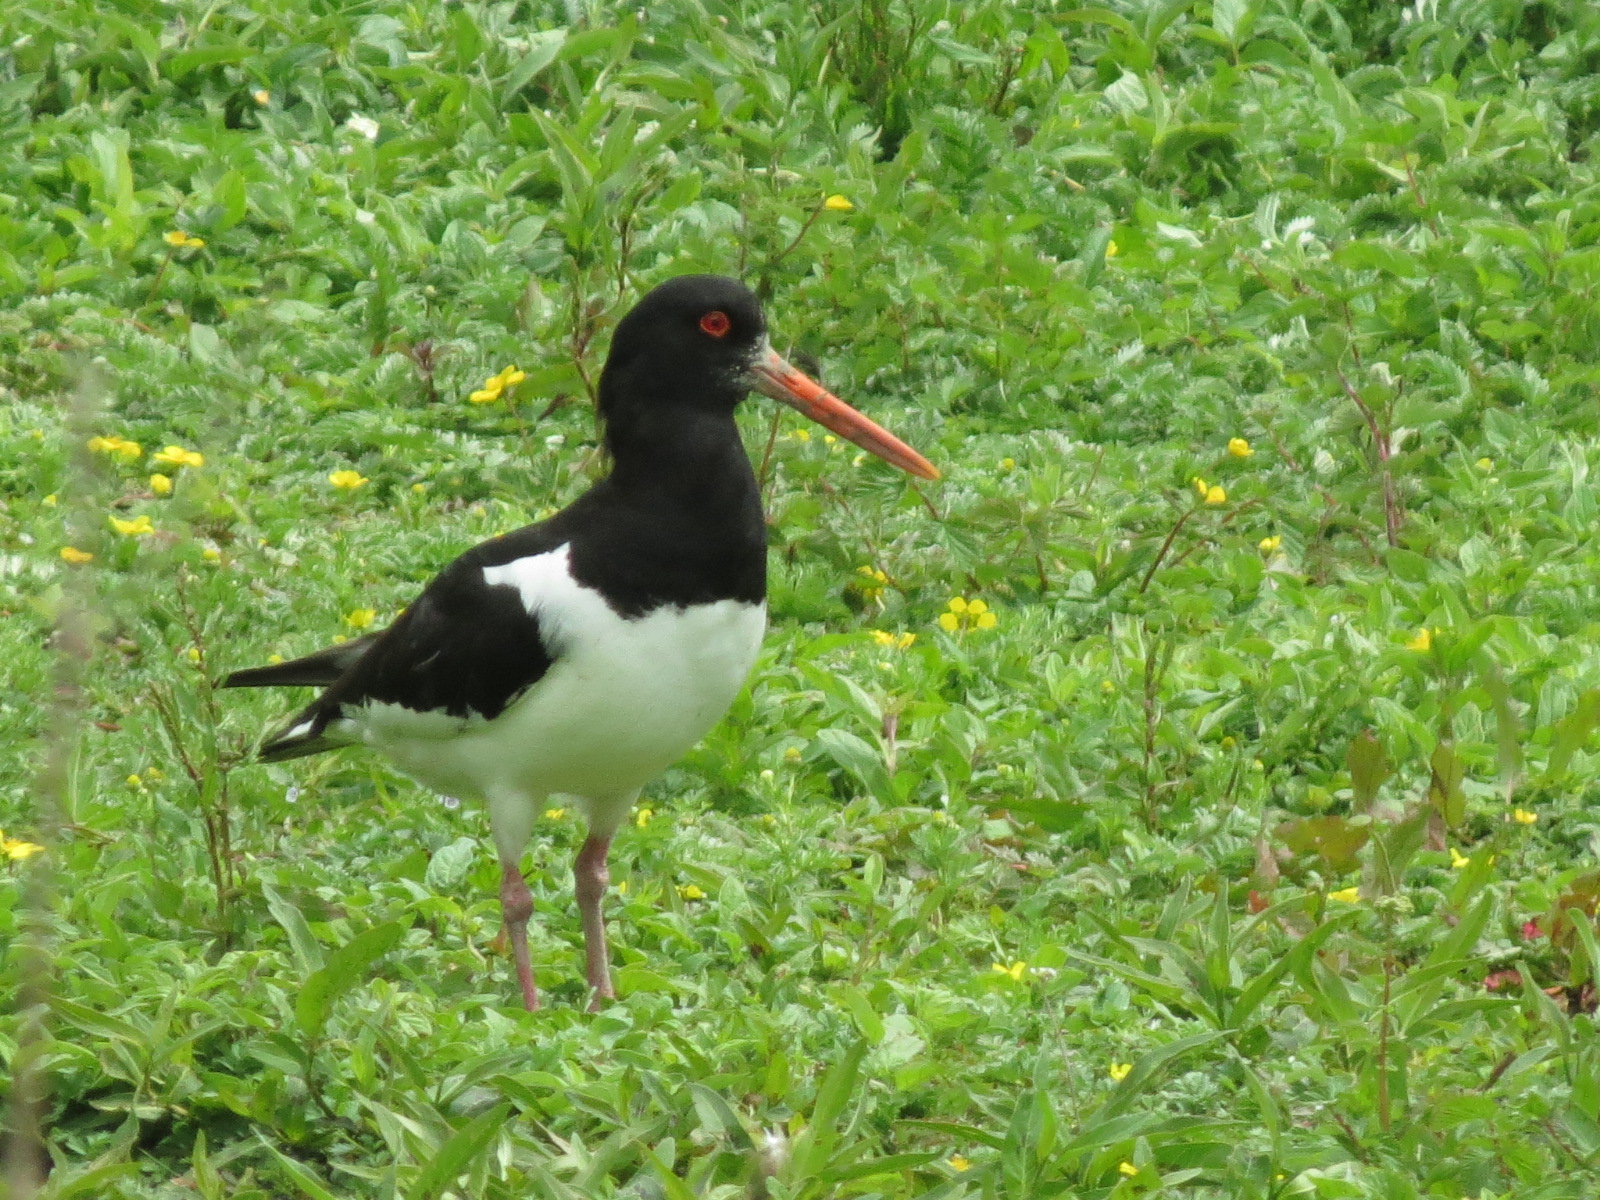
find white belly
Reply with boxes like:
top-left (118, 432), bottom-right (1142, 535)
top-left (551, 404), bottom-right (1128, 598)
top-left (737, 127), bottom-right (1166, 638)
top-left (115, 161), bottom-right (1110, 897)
top-left (347, 546), bottom-right (766, 819)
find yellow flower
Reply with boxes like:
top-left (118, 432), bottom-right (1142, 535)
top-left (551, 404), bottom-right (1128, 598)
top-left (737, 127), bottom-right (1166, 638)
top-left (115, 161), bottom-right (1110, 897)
top-left (788, 428), bottom-right (811, 442)
top-left (544, 807), bottom-right (566, 819)
top-left (870, 630), bottom-right (916, 649)
top-left (110, 514), bottom-right (154, 537)
top-left (1406, 628), bottom-right (1433, 653)
top-left (153, 445), bottom-right (204, 469)
top-left (1108, 1062), bottom-right (1132, 1082)
top-left (1449, 847), bottom-right (1470, 869)
top-left (1118, 1162), bottom-right (1139, 1178)
top-left (991, 960), bottom-right (1027, 981)
top-left (43, 493), bottom-right (58, 507)
top-left (1, 832), bottom-right (45, 861)
top-left (253, 89), bottom-right (270, 105)
top-left (344, 608), bottom-right (377, 630)
top-left (783, 746), bottom-right (802, 762)
top-left (492, 365), bottom-right (526, 388)
top-left (1105, 240), bottom-right (1119, 257)
top-left (999, 457), bottom-right (1016, 471)
top-left (201, 545), bottom-right (221, 561)
top-left (1204, 485), bottom-right (1227, 505)
top-left (1258, 535), bottom-right (1282, 553)
top-left (1476, 457), bottom-right (1493, 472)
top-left (854, 565), bottom-right (888, 601)
top-left (942, 596), bottom-right (998, 633)
top-left (679, 883), bottom-right (706, 900)
top-left (1511, 808), bottom-right (1537, 825)
top-left (163, 230), bottom-right (204, 248)
top-left (88, 436), bottom-right (143, 461)
top-left (328, 469), bottom-right (368, 490)
top-left (126, 774), bottom-right (146, 789)
top-left (150, 472), bottom-right (173, 496)
top-left (1329, 886), bottom-right (1361, 903)
top-left (1228, 437), bottom-right (1254, 458)
top-left (636, 807), bottom-right (653, 828)
top-left (468, 385), bottom-right (501, 404)
top-left (617, 879), bottom-right (629, 895)
top-left (948, 1154), bottom-right (971, 1172)
top-left (1193, 476), bottom-right (1208, 497)
top-left (59, 546), bottom-right (94, 564)
top-left (823, 194), bottom-right (854, 211)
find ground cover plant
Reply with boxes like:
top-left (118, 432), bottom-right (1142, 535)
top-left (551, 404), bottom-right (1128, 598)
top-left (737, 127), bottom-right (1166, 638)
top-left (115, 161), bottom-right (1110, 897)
top-left (5, 0), bottom-right (1600, 1195)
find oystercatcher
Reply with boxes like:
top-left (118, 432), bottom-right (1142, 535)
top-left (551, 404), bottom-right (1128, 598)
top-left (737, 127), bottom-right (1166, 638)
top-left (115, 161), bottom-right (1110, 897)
top-left (224, 275), bottom-right (937, 1011)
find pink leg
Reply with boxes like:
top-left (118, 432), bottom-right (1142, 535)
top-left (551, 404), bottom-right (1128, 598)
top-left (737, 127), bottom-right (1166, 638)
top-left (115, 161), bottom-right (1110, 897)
top-left (573, 833), bottom-right (616, 1010)
top-left (498, 860), bottom-right (539, 1012)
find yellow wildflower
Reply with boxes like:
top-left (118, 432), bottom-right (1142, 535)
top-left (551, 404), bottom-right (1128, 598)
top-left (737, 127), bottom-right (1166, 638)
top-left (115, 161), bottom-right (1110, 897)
top-left (1259, 535), bottom-right (1282, 553)
top-left (253, 89), bottom-right (270, 105)
top-left (1193, 476), bottom-right (1209, 497)
top-left (1119, 1162), bottom-right (1139, 1178)
top-left (788, 428), bottom-right (811, 442)
top-left (150, 473), bottom-right (173, 496)
top-left (1106, 240), bottom-right (1119, 257)
top-left (153, 445), bottom-right (204, 469)
top-left (126, 774), bottom-right (146, 789)
top-left (328, 469), bottom-right (368, 490)
top-left (1511, 808), bottom-right (1537, 825)
top-left (823, 194), bottom-right (854, 211)
top-left (344, 608), bottom-right (377, 630)
top-left (1108, 1062), bottom-right (1132, 1082)
top-left (164, 230), bottom-right (205, 248)
top-left (948, 1154), bottom-right (971, 1172)
top-left (1000, 457), bottom-right (1016, 471)
top-left (468, 385), bottom-right (501, 404)
top-left (110, 514), bottom-right (154, 537)
top-left (201, 545), bottom-right (221, 561)
top-left (59, 546), bottom-right (94, 564)
top-left (1329, 886), bottom-right (1361, 903)
top-left (941, 596), bottom-right (997, 633)
top-left (88, 436), bottom-right (142, 461)
top-left (870, 630), bottom-right (916, 649)
top-left (411, 482), bottom-right (427, 494)
top-left (991, 960), bottom-right (1027, 981)
top-left (1, 832), bottom-right (45, 861)
top-left (636, 807), bottom-right (653, 828)
top-left (43, 493), bottom-right (58, 507)
top-left (1204, 485), bottom-right (1227, 505)
top-left (855, 565), bottom-right (888, 600)
top-left (679, 883), bottom-right (706, 901)
top-left (1476, 457), bottom-right (1493, 472)
top-left (544, 807), bottom-right (566, 819)
top-left (1406, 628), bottom-right (1433, 652)
top-left (1228, 437), bottom-right (1254, 458)
top-left (1449, 847), bottom-right (1470, 869)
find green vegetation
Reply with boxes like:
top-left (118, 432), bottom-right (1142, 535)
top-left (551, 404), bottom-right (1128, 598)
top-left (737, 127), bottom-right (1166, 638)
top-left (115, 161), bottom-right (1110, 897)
top-left (6, 0), bottom-right (1600, 1195)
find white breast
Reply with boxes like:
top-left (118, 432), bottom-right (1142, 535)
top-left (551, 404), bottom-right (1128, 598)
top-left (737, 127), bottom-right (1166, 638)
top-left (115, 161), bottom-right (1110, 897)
top-left (351, 545), bottom-right (766, 820)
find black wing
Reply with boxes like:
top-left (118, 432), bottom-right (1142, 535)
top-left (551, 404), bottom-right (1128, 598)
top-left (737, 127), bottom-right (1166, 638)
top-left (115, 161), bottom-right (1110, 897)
top-left (232, 525), bottom-right (567, 763)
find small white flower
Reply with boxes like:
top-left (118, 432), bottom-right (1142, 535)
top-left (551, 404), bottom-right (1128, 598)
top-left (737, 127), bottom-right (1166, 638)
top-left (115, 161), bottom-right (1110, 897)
top-left (285, 786), bottom-right (301, 804)
top-left (355, 208), bottom-right (376, 226)
top-left (345, 114), bottom-right (380, 140)
top-left (545, 434), bottom-right (566, 449)
top-left (441, 794), bottom-right (461, 810)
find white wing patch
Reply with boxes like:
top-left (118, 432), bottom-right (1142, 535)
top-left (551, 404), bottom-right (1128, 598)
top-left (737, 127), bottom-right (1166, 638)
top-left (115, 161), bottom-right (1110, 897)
top-left (348, 543), bottom-right (766, 831)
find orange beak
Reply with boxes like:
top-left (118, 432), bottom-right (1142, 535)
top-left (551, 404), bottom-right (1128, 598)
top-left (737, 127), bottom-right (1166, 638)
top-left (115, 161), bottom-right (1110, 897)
top-left (749, 345), bottom-right (939, 481)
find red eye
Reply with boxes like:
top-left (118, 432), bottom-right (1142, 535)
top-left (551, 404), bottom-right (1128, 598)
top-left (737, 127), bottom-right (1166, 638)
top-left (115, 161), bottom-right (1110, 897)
top-left (700, 310), bottom-right (731, 337)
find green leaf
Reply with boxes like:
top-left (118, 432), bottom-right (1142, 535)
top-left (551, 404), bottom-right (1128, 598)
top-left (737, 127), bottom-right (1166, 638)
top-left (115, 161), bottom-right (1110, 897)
top-left (295, 921), bottom-right (406, 1038)
top-left (405, 1103), bottom-right (510, 1200)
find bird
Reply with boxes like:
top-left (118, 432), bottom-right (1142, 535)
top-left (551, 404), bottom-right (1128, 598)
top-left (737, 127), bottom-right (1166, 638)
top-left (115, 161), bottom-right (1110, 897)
top-left (223, 274), bottom-right (938, 1011)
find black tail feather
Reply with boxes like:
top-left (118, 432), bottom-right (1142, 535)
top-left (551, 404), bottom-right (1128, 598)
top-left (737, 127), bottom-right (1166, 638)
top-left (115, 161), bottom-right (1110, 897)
top-left (221, 635), bottom-right (377, 689)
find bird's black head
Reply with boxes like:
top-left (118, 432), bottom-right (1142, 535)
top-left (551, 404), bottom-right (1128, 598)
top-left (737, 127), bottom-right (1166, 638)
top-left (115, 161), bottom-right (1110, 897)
top-left (598, 275), bottom-right (770, 425)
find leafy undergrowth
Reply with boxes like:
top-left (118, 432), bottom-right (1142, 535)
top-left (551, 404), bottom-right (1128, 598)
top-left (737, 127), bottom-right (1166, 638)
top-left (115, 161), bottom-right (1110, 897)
top-left (6, 0), bottom-right (1600, 1196)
